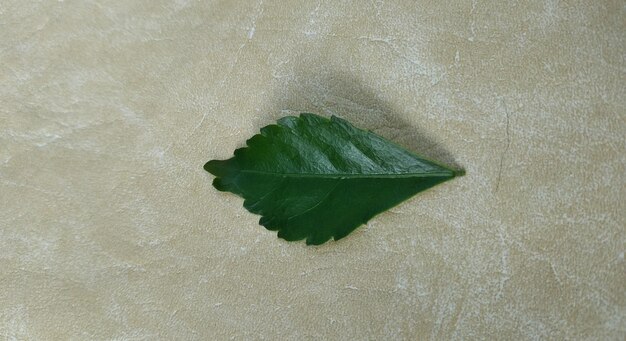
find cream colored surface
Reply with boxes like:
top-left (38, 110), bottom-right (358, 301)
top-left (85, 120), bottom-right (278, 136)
top-left (1, 1), bottom-right (625, 340)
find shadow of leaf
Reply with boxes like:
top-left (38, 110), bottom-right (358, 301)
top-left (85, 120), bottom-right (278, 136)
top-left (259, 69), bottom-right (464, 171)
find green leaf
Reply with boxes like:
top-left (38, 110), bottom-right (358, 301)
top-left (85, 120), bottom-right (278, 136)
top-left (204, 113), bottom-right (463, 245)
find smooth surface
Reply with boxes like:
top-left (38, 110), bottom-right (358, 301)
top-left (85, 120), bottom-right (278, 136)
top-left (206, 113), bottom-right (458, 245)
top-left (1, 0), bottom-right (625, 339)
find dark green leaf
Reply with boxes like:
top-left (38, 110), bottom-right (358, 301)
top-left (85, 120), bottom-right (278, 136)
top-left (205, 113), bottom-right (463, 245)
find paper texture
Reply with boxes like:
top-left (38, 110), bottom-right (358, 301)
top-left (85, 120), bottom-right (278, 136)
top-left (1, 1), bottom-right (624, 339)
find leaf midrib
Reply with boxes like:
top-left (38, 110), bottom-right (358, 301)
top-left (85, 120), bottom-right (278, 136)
top-left (239, 169), bottom-right (454, 179)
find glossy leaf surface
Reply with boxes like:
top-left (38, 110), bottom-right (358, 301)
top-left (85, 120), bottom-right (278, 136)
top-left (205, 113), bottom-right (462, 245)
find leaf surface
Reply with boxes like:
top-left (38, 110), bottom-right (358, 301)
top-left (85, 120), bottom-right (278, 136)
top-left (205, 113), bottom-right (462, 245)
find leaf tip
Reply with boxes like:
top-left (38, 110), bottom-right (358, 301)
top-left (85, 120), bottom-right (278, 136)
top-left (204, 159), bottom-right (238, 179)
top-left (203, 159), bottom-right (221, 175)
top-left (453, 169), bottom-right (466, 177)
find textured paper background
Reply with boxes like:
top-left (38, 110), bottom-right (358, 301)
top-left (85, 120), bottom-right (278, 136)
top-left (1, 1), bottom-right (625, 339)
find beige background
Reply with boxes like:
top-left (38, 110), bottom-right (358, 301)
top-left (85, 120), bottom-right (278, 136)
top-left (1, 0), bottom-right (625, 340)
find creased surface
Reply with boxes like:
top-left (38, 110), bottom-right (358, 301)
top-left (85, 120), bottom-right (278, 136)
top-left (1, 0), bottom-right (624, 339)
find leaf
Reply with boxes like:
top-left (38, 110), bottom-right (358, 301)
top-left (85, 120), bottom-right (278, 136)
top-left (204, 113), bottom-right (463, 245)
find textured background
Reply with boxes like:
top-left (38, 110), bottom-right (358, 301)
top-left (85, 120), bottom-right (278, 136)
top-left (1, 0), bottom-right (625, 339)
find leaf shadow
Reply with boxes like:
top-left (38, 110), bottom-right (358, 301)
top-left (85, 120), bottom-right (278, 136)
top-left (258, 70), bottom-right (464, 171)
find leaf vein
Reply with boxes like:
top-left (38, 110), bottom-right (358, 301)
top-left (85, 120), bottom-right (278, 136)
top-left (286, 181), bottom-right (340, 221)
